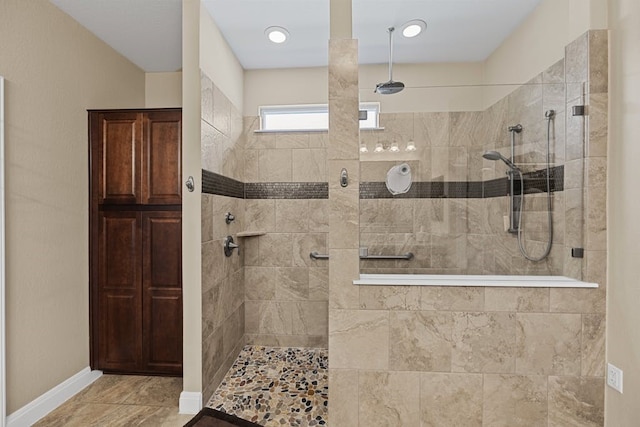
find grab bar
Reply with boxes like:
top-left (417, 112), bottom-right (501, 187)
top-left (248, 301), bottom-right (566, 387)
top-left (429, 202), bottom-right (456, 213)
top-left (310, 251), bottom-right (329, 260)
top-left (361, 253), bottom-right (414, 260)
top-left (309, 251), bottom-right (414, 261)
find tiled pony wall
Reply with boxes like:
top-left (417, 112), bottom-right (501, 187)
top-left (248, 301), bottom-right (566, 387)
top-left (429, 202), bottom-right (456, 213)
top-left (329, 30), bottom-right (607, 427)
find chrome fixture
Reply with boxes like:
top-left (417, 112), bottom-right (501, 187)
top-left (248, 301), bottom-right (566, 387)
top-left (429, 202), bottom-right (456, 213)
top-left (340, 168), bottom-right (349, 188)
top-left (482, 150), bottom-right (520, 171)
top-left (483, 124), bottom-right (523, 235)
top-left (223, 236), bottom-right (239, 257)
top-left (225, 212), bottom-right (235, 224)
top-left (185, 176), bottom-right (195, 192)
top-left (309, 252), bottom-right (329, 260)
top-left (374, 27), bottom-right (405, 95)
top-left (482, 112), bottom-right (555, 262)
top-left (309, 248), bottom-right (415, 261)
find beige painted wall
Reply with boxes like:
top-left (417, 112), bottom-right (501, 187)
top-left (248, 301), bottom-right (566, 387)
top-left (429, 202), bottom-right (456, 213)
top-left (0, 0), bottom-right (145, 413)
top-left (484, 0), bottom-right (608, 86)
top-left (606, 0), bottom-right (640, 424)
top-left (199, 3), bottom-right (244, 112)
top-left (145, 72), bottom-right (183, 108)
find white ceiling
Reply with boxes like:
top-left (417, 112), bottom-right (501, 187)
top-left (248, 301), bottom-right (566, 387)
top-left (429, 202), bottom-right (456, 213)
top-left (49, 0), bottom-right (541, 72)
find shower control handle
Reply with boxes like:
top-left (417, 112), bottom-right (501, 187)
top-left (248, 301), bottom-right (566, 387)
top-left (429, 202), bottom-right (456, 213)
top-left (340, 168), bottom-right (349, 187)
top-left (223, 236), bottom-right (239, 257)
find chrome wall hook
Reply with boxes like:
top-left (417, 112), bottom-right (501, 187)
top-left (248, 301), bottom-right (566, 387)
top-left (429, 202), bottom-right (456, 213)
top-left (185, 176), bottom-right (195, 192)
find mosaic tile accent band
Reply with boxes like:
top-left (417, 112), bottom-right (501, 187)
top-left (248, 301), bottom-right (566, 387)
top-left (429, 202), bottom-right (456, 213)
top-left (202, 166), bottom-right (562, 200)
top-left (245, 182), bottom-right (329, 199)
top-left (360, 165), bottom-right (564, 199)
top-left (202, 169), bottom-right (244, 199)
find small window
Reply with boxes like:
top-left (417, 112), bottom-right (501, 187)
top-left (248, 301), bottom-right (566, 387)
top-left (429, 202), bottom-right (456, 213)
top-left (258, 103), bottom-right (380, 132)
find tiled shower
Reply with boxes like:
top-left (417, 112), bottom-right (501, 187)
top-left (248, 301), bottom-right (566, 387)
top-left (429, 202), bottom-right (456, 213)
top-left (200, 29), bottom-right (607, 426)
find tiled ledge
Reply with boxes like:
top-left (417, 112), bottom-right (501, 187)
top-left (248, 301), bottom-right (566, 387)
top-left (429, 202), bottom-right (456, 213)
top-left (354, 274), bottom-right (598, 288)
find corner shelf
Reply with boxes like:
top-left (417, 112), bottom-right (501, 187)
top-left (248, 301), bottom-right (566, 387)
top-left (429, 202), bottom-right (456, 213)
top-left (236, 231), bottom-right (267, 238)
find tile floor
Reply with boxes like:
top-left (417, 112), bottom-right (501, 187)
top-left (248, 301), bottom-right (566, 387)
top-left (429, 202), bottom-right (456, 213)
top-left (34, 375), bottom-right (193, 427)
top-left (34, 346), bottom-right (328, 426)
top-left (208, 346), bottom-right (328, 426)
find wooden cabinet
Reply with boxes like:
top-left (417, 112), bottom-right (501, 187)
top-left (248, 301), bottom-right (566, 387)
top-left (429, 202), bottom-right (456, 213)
top-left (89, 109), bottom-right (182, 376)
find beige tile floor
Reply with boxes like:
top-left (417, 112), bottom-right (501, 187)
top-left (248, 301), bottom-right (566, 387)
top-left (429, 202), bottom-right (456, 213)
top-left (34, 375), bottom-right (194, 426)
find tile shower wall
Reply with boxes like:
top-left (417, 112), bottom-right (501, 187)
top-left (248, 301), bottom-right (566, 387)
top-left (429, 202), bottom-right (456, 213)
top-left (201, 72), bottom-right (246, 402)
top-left (329, 31), bottom-right (607, 427)
top-left (242, 118), bottom-right (329, 347)
top-left (359, 32), bottom-right (606, 280)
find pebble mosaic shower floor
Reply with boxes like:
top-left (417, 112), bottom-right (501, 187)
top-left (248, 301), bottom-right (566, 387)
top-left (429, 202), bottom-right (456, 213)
top-left (207, 346), bottom-right (328, 426)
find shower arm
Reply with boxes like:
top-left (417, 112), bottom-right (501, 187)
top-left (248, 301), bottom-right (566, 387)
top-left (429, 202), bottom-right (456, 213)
top-left (388, 27), bottom-right (395, 82)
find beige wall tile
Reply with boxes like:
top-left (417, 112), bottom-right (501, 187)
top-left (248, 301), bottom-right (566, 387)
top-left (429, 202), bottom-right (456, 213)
top-left (329, 309), bottom-right (389, 370)
top-left (565, 32), bottom-right (588, 84)
top-left (582, 313), bottom-right (605, 377)
top-left (451, 312), bottom-right (516, 373)
top-left (482, 374), bottom-right (547, 427)
top-left (276, 267), bottom-right (309, 300)
top-left (258, 149), bottom-right (292, 182)
top-left (258, 233), bottom-right (293, 267)
top-left (420, 287), bottom-right (484, 311)
top-left (389, 311), bottom-right (453, 372)
top-left (548, 376), bottom-right (604, 427)
top-left (484, 288), bottom-right (550, 312)
top-left (245, 199), bottom-right (276, 232)
top-left (358, 371), bottom-right (420, 427)
top-left (309, 267), bottom-right (329, 301)
top-left (212, 85), bottom-right (231, 135)
top-left (329, 188), bottom-right (359, 249)
top-left (329, 249), bottom-right (359, 309)
top-left (549, 287), bottom-right (605, 314)
top-left (275, 199), bottom-right (309, 232)
top-left (276, 132), bottom-right (309, 149)
top-left (309, 199), bottom-right (329, 232)
top-left (328, 369), bottom-right (359, 427)
top-left (292, 148), bottom-right (327, 182)
top-left (292, 301), bottom-right (328, 336)
top-left (245, 300), bottom-right (291, 335)
top-left (516, 313), bottom-right (581, 375)
top-left (588, 30), bottom-right (608, 94)
top-left (359, 286), bottom-right (421, 310)
top-left (420, 373), bottom-right (482, 427)
top-left (244, 267), bottom-right (276, 301)
top-left (293, 232), bottom-right (327, 267)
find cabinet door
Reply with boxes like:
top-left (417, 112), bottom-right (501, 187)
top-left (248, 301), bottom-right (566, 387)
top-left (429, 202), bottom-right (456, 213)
top-left (95, 211), bottom-right (143, 372)
top-left (90, 112), bottom-right (142, 205)
top-left (142, 211), bottom-right (183, 374)
top-left (141, 111), bottom-right (182, 205)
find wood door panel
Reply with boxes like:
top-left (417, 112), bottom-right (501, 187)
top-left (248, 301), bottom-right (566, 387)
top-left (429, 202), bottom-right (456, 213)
top-left (142, 111), bottom-right (182, 205)
top-left (95, 113), bottom-right (141, 204)
top-left (144, 293), bottom-right (182, 372)
top-left (102, 293), bottom-right (140, 369)
top-left (142, 211), bottom-right (182, 373)
top-left (96, 211), bottom-right (142, 371)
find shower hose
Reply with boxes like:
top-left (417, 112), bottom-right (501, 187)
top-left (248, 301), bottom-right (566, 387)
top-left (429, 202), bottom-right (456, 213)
top-left (516, 113), bottom-right (554, 262)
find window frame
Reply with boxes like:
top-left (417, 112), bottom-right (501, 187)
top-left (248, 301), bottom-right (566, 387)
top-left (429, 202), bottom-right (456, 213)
top-left (257, 102), bottom-right (381, 132)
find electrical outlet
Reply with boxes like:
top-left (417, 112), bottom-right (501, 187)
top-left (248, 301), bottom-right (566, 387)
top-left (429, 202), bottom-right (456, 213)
top-left (607, 363), bottom-right (623, 393)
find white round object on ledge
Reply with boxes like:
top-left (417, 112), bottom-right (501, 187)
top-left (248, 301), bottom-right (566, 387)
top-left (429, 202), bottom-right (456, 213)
top-left (386, 163), bottom-right (412, 195)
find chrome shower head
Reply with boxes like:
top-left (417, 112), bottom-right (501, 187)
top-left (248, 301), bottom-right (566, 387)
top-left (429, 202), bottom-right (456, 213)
top-left (482, 151), bottom-right (520, 171)
top-left (374, 27), bottom-right (405, 95)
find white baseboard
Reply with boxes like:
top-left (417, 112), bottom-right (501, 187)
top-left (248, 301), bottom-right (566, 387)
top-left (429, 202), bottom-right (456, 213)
top-left (6, 367), bottom-right (102, 427)
top-left (179, 391), bottom-right (202, 414)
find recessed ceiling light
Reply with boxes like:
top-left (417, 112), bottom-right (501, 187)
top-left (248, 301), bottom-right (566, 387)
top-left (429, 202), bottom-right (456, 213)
top-left (401, 20), bottom-right (426, 38)
top-left (265, 26), bottom-right (289, 44)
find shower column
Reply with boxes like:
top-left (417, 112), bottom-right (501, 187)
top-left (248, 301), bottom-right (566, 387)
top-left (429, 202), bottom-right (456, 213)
top-left (327, 0), bottom-right (362, 424)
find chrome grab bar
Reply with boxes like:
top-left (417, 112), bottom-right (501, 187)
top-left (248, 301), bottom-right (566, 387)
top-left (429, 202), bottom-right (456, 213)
top-left (361, 253), bottom-right (414, 260)
top-left (309, 250), bottom-right (414, 261)
top-left (310, 251), bottom-right (329, 260)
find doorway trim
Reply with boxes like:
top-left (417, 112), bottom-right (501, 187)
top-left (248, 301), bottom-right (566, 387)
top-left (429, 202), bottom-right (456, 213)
top-left (1, 76), bottom-right (7, 427)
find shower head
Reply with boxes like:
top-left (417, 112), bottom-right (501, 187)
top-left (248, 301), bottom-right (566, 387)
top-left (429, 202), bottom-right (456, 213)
top-left (482, 151), bottom-right (520, 170)
top-left (375, 27), bottom-right (405, 95)
top-left (375, 80), bottom-right (405, 95)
